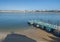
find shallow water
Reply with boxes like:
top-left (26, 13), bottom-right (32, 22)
top-left (0, 12), bottom-right (60, 29)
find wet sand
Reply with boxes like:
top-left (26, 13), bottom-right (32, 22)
top-left (0, 27), bottom-right (60, 42)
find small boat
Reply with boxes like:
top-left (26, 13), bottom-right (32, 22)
top-left (28, 20), bottom-right (60, 37)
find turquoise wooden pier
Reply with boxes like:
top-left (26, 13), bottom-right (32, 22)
top-left (28, 20), bottom-right (60, 36)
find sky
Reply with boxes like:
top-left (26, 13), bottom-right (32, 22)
top-left (0, 0), bottom-right (60, 10)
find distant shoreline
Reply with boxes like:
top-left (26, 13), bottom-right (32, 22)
top-left (0, 10), bottom-right (60, 13)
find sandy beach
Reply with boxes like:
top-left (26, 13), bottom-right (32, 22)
top-left (0, 26), bottom-right (60, 42)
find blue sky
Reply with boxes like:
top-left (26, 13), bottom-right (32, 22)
top-left (0, 0), bottom-right (60, 10)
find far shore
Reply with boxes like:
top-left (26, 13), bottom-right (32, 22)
top-left (0, 10), bottom-right (60, 13)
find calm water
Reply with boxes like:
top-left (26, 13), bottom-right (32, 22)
top-left (0, 12), bottom-right (60, 29)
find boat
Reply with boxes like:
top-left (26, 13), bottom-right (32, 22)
top-left (28, 20), bottom-right (60, 37)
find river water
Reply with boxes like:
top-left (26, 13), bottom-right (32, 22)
top-left (0, 12), bottom-right (60, 30)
